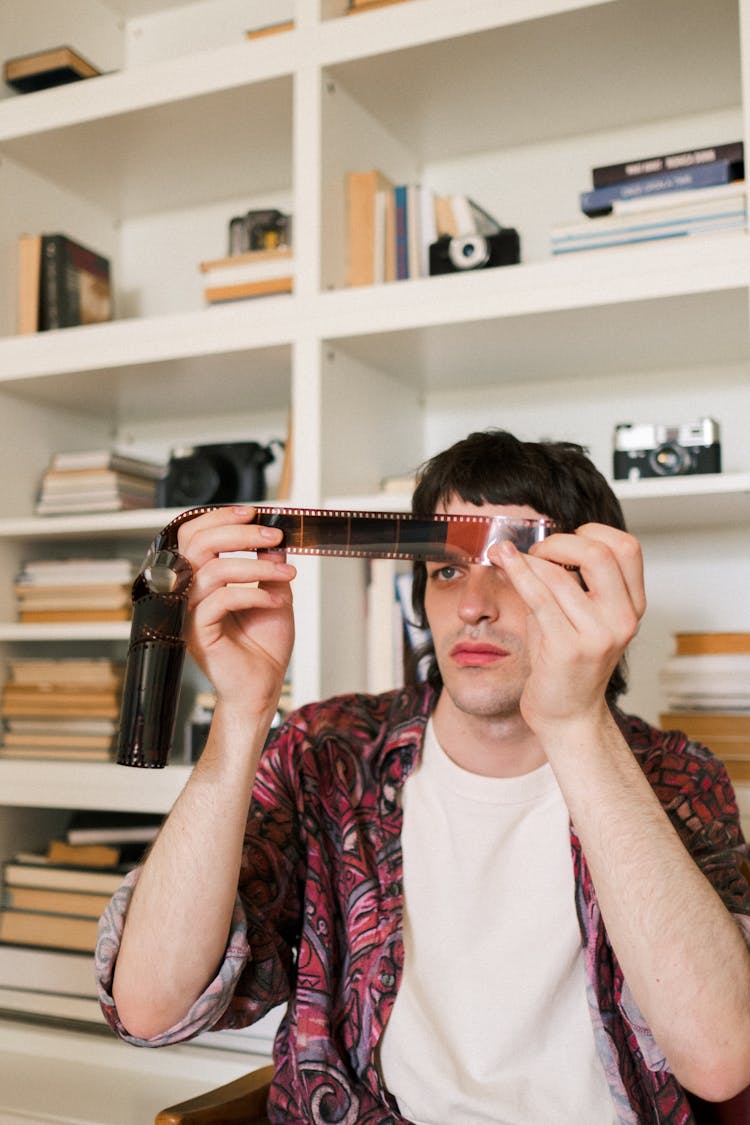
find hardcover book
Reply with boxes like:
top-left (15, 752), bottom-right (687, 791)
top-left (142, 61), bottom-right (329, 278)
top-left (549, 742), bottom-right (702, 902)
top-left (592, 140), bottom-right (744, 188)
top-left (3, 46), bottom-right (100, 94)
top-left (39, 234), bottom-right (111, 331)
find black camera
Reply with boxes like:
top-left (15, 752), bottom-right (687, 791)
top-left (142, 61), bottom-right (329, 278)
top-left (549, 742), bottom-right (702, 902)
top-left (156, 441), bottom-right (281, 507)
top-left (428, 230), bottom-right (520, 275)
top-left (228, 209), bottom-right (292, 256)
top-left (612, 418), bottom-right (721, 481)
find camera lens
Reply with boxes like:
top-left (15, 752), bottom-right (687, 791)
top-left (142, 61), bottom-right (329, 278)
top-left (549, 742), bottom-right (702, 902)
top-left (448, 235), bottom-right (490, 270)
top-left (649, 442), bottom-right (692, 475)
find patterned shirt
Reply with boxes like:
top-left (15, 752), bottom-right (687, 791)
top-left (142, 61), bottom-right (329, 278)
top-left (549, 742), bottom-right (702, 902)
top-left (96, 684), bottom-right (750, 1124)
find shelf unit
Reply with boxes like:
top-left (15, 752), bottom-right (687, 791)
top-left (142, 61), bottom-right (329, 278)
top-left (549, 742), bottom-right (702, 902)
top-left (0, 0), bottom-right (749, 1115)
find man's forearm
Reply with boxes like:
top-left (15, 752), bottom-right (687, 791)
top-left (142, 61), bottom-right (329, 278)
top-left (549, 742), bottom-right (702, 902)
top-left (111, 701), bottom-right (274, 1040)
top-left (545, 708), bottom-right (750, 1101)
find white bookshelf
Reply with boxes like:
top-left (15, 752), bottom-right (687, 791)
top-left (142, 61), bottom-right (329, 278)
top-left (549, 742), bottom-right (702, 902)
top-left (0, 0), bottom-right (749, 1115)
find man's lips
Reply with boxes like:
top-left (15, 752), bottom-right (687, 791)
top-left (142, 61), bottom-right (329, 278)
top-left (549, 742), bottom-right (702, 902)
top-left (450, 642), bottom-right (509, 667)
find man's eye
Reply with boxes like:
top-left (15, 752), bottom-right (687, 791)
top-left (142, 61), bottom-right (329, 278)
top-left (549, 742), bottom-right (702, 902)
top-left (432, 565), bottom-right (459, 581)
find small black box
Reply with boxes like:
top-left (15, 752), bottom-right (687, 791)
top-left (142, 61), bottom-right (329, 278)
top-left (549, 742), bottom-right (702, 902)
top-left (429, 230), bottom-right (520, 275)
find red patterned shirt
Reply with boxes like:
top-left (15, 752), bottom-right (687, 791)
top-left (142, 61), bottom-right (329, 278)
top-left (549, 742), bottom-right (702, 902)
top-left (96, 684), bottom-right (750, 1124)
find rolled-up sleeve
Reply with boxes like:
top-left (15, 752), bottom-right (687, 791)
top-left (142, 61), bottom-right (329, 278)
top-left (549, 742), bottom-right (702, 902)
top-left (95, 866), bottom-right (252, 1046)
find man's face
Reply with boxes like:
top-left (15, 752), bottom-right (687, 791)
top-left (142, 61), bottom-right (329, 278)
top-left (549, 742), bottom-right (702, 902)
top-left (424, 496), bottom-right (547, 722)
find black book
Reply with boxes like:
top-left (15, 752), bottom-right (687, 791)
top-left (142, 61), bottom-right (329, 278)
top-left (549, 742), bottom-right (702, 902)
top-left (39, 234), bottom-right (111, 331)
top-left (592, 141), bottom-right (744, 188)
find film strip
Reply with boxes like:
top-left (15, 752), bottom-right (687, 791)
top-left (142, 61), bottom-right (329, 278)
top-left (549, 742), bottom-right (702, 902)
top-left (151, 504), bottom-right (559, 569)
top-left (119, 506), bottom-right (559, 769)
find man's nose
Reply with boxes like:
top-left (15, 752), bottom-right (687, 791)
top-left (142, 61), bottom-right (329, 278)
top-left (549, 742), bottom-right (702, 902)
top-left (457, 566), bottom-right (502, 626)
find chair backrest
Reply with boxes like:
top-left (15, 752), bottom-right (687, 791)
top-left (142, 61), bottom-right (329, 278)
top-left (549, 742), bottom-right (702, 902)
top-left (155, 1063), bottom-right (273, 1124)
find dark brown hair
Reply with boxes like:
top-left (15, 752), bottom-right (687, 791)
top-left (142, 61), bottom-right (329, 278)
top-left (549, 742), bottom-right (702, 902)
top-left (410, 429), bottom-right (628, 702)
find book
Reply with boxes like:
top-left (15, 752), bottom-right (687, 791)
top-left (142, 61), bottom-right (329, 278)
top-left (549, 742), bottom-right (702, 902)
top-left (4, 717), bottom-right (117, 736)
top-left (673, 632), bottom-right (750, 656)
top-left (592, 140), bottom-right (744, 188)
top-left (48, 449), bottom-right (164, 476)
top-left (659, 712), bottom-right (750, 739)
top-left (394, 184), bottom-right (410, 280)
top-left (17, 234), bottom-right (42, 334)
top-left (15, 558), bottom-right (136, 587)
top-left (2, 885), bottom-right (112, 918)
top-left (35, 495), bottom-right (155, 515)
top-left (580, 158), bottom-right (744, 216)
top-left (203, 276), bottom-right (293, 304)
top-left (348, 0), bottom-right (413, 10)
top-left (0, 908), bottom-right (99, 953)
top-left (199, 247), bottom-right (294, 304)
top-left (3, 46), bottom-right (100, 94)
top-left (38, 234), bottom-right (111, 331)
top-left (346, 169), bottom-right (394, 286)
top-left (0, 746), bottom-right (113, 762)
top-left (245, 20), bottom-right (295, 40)
top-left (0, 985), bottom-right (103, 1025)
top-left (447, 195), bottom-right (501, 236)
top-left (550, 197), bottom-right (747, 254)
top-left (14, 586), bottom-right (131, 611)
top-left (65, 809), bottom-right (162, 846)
top-left (3, 859), bottom-right (127, 895)
top-left (0, 943), bottom-right (97, 997)
top-left (46, 840), bottom-right (121, 868)
top-left (5, 659), bottom-right (123, 686)
top-left (0, 690), bottom-right (122, 717)
top-left (607, 180), bottom-right (747, 217)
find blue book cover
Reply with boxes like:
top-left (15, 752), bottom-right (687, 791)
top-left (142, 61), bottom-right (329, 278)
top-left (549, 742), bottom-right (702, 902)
top-left (580, 159), bottom-right (742, 216)
top-left (394, 185), bottom-right (409, 280)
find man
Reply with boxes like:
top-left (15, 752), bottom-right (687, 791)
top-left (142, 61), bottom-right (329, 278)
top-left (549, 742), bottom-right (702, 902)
top-left (97, 429), bottom-right (750, 1124)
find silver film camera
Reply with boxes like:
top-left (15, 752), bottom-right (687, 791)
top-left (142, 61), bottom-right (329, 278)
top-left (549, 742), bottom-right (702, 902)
top-left (613, 417), bottom-right (721, 480)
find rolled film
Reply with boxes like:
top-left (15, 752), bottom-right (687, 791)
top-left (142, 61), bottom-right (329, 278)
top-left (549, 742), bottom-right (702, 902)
top-left (118, 506), bottom-right (559, 768)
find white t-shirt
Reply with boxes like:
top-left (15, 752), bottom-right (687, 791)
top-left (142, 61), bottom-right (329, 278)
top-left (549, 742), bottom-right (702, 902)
top-left (378, 720), bottom-right (616, 1124)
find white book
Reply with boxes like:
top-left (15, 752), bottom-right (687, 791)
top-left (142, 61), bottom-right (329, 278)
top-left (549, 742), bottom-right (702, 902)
top-left (552, 195), bottom-right (747, 241)
top-left (50, 450), bottom-right (164, 478)
top-left (612, 182), bottom-right (746, 215)
top-left (0, 944), bottom-right (97, 997)
top-left (199, 247), bottom-right (294, 288)
top-left (0, 985), bottom-right (104, 1024)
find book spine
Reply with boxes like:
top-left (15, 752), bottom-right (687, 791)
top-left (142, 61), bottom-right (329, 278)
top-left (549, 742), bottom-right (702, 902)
top-left (40, 235), bottom-right (65, 331)
top-left (592, 141), bottom-right (744, 188)
top-left (394, 186), bottom-right (409, 281)
top-left (580, 159), bottom-right (743, 216)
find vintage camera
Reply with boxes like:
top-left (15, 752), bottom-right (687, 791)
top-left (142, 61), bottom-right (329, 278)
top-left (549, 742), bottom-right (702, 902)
top-left (613, 418), bottom-right (721, 480)
top-left (156, 441), bottom-right (281, 507)
top-left (428, 230), bottom-right (520, 275)
top-left (228, 209), bottom-right (292, 256)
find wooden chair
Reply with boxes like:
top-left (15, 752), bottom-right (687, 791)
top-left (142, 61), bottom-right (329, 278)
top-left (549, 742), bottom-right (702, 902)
top-left (155, 1063), bottom-right (273, 1124)
top-left (155, 1064), bottom-right (750, 1124)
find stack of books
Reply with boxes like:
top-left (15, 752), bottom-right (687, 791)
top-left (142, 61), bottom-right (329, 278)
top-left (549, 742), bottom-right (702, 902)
top-left (659, 632), bottom-right (750, 784)
top-left (0, 811), bottom-right (160, 958)
top-left (35, 448), bottom-right (163, 514)
top-left (199, 246), bottom-right (294, 303)
top-left (0, 659), bottom-right (124, 761)
top-left (346, 169), bottom-right (502, 285)
top-left (14, 557), bottom-right (136, 624)
top-left (551, 141), bottom-right (746, 255)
